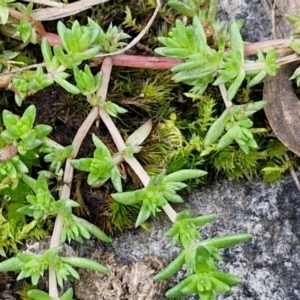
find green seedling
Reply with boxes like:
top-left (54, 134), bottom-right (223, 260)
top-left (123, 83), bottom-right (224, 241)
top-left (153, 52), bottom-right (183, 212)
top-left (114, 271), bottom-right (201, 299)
top-left (73, 65), bottom-right (102, 97)
top-left (43, 145), bottom-right (73, 176)
top-left (165, 209), bottom-right (215, 249)
top-left (71, 134), bottom-right (122, 191)
top-left (87, 18), bottom-right (131, 53)
top-left (1, 105), bottom-right (52, 155)
top-left (204, 100), bottom-right (267, 153)
top-left (155, 232), bottom-right (251, 299)
top-left (112, 169), bottom-right (207, 227)
top-left (12, 17), bottom-right (37, 44)
top-left (55, 20), bottom-right (101, 68)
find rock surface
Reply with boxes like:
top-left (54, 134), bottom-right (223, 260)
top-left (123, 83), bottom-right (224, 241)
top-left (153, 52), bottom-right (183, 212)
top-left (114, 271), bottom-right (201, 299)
top-left (218, 0), bottom-right (272, 41)
top-left (75, 175), bottom-right (300, 300)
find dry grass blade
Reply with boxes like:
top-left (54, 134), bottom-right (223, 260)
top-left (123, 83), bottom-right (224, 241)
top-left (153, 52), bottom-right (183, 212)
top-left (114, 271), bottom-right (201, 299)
top-left (31, 0), bottom-right (109, 21)
top-left (23, 0), bottom-right (64, 7)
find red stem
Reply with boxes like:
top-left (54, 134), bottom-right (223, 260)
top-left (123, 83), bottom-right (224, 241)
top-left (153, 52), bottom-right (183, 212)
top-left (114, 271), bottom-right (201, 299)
top-left (93, 54), bottom-right (183, 69)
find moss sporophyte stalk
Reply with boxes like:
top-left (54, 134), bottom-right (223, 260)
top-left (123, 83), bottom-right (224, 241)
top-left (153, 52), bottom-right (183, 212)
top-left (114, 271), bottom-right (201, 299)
top-left (0, 0), bottom-right (300, 299)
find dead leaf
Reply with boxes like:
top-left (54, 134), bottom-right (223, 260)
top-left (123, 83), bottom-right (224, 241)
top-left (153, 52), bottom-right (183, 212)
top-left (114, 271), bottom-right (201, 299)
top-left (264, 63), bottom-right (300, 156)
top-left (263, 0), bottom-right (300, 156)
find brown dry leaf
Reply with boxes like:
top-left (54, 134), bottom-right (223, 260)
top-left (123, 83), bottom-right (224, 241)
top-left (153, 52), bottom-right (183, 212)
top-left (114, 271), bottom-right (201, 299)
top-left (263, 0), bottom-right (300, 156)
top-left (264, 63), bottom-right (300, 156)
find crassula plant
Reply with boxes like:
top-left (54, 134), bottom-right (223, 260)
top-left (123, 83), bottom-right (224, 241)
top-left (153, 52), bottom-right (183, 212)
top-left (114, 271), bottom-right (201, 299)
top-left (0, 0), bottom-right (300, 299)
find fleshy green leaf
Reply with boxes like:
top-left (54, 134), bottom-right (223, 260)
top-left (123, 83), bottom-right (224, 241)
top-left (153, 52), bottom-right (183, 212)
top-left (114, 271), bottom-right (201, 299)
top-left (112, 190), bottom-right (141, 205)
top-left (164, 169), bottom-right (207, 182)
top-left (135, 203), bottom-right (152, 227)
top-left (204, 111), bottom-right (227, 147)
top-left (27, 289), bottom-right (52, 300)
top-left (211, 271), bottom-right (242, 287)
top-left (153, 251), bottom-right (186, 281)
top-left (54, 75), bottom-right (80, 94)
top-left (200, 233), bottom-right (252, 249)
top-left (0, 256), bottom-right (23, 272)
top-left (72, 215), bottom-right (112, 242)
top-left (62, 257), bottom-right (109, 273)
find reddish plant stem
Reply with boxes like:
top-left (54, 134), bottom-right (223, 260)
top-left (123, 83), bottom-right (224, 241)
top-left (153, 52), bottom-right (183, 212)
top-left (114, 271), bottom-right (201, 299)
top-left (44, 32), bottom-right (63, 47)
top-left (92, 54), bottom-right (183, 69)
top-left (8, 8), bottom-right (31, 21)
top-left (5, 9), bottom-right (300, 72)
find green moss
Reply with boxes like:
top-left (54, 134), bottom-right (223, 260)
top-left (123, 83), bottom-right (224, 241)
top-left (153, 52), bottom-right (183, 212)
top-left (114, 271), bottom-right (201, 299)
top-left (210, 147), bottom-right (264, 180)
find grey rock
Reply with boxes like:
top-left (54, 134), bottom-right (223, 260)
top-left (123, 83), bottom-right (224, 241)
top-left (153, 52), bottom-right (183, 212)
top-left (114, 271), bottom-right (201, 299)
top-left (217, 0), bottom-right (272, 41)
top-left (102, 176), bottom-right (300, 300)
